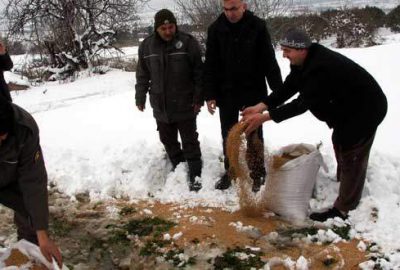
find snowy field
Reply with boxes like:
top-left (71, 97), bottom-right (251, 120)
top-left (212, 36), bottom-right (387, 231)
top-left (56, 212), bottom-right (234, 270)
top-left (4, 33), bottom-right (400, 268)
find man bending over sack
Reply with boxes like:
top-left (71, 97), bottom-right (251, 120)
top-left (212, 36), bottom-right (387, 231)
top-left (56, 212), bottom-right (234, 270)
top-left (241, 28), bottom-right (387, 222)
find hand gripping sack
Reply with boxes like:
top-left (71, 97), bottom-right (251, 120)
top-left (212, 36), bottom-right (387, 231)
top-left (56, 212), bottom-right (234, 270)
top-left (0, 239), bottom-right (69, 270)
top-left (264, 143), bottom-right (327, 221)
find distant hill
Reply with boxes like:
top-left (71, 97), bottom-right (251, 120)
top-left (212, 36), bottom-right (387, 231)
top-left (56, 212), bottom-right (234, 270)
top-left (138, 0), bottom-right (399, 26)
top-left (292, 0), bottom-right (399, 13)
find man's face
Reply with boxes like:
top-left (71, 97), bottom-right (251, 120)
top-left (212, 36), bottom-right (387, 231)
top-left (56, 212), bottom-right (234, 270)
top-left (223, 0), bottom-right (246, 23)
top-left (281, 46), bottom-right (308, 66)
top-left (156, 23), bottom-right (176, 42)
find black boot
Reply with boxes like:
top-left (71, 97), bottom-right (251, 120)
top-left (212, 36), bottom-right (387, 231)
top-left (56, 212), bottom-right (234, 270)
top-left (215, 173), bottom-right (231, 190)
top-left (188, 160), bottom-right (202, 192)
top-left (189, 174), bottom-right (202, 192)
top-left (309, 207), bottom-right (348, 222)
top-left (170, 155), bottom-right (185, 171)
top-left (250, 170), bottom-right (266, 193)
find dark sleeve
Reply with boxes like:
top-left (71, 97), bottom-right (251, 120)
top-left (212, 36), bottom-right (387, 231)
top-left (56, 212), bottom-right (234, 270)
top-left (269, 96), bottom-right (308, 123)
top-left (261, 23), bottom-right (283, 92)
top-left (263, 71), bottom-right (298, 108)
top-left (0, 85), bottom-right (13, 102)
top-left (188, 37), bottom-right (204, 105)
top-left (0, 53), bottom-right (13, 71)
top-left (203, 27), bottom-right (219, 101)
top-left (268, 72), bottom-right (322, 123)
top-left (17, 129), bottom-right (49, 230)
top-left (135, 43), bottom-right (150, 106)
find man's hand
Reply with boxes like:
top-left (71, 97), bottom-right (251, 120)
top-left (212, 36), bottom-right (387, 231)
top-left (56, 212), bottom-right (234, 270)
top-left (37, 230), bottom-right (62, 268)
top-left (193, 104), bottom-right (202, 114)
top-left (241, 112), bottom-right (271, 135)
top-left (206, 100), bottom-right (216, 115)
top-left (0, 42), bottom-right (6, 55)
top-left (241, 102), bottom-right (268, 117)
top-left (137, 104), bottom-right (145, 111)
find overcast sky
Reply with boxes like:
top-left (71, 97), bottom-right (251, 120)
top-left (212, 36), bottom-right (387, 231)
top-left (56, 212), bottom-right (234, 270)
top-left (144, 0), bottom-right (177, 12)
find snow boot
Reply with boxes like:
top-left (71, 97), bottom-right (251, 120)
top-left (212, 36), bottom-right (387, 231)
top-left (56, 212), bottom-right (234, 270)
top-left (188, 160), bottom-right (202, 192)
top-left (170, 155), bottom-right (185, 171)
top-left (189, 174), bottom-right (202, 192)
top-left (215, 173), bottom-right (231, 190)
top-left (250, 170), bottom-right (266, 193)
top-left (309, 207), bottom-right (348, 222)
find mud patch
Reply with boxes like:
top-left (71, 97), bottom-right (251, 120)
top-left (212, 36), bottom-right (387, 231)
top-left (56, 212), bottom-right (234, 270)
top-left (0, 189), bottom-right (370, 269)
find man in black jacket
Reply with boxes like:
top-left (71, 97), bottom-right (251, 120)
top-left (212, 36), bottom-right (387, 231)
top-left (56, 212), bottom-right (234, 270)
top-left (0, 41), bottom-right (14, 101)
top-left (203, 0), bottom-right (283, 191)
top-left (0, 98), bottom-right (62, 266)
top-left (242, 29), bottom-right (387, 221)
top-left (135, 9), bottom-right (203, 191)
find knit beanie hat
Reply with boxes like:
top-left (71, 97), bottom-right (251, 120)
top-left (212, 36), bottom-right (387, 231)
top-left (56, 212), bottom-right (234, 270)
top-left (280, 28), bottom-right (311, 49)
top-left (0, 97), bottom-right (14, 135)
top-left (154, 9), bottom-right (177, 31)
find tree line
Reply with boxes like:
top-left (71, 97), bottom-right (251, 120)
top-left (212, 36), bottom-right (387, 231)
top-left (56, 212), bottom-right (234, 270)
top-left (1, 0), bottom-right (400, 81)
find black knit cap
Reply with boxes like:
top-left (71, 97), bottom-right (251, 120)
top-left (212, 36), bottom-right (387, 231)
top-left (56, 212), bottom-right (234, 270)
top-left (154, 9), bottom-right (177, 31)
top-left (0, 97), bottom-right (14, 135)
top-left (280, 28), bottom-right (311, 49)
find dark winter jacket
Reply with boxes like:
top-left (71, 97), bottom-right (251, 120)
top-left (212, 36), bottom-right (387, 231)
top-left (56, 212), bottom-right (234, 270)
top-left (0, 53), bottom-right (14, 102)
top-left (203, 10), bottom-right (282, 108)
top-left (265, 43), bottom-right (387, 146)
top-left (135, 31), bottom-right (203, 123)
top-left (0, 104), bottom-right (49, 230)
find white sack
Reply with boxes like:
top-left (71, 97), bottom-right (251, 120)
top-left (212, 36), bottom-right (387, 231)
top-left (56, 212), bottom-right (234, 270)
top-left (264, 143), bottom-right (327, 221)
top-left (0, 239), bottom-right (69, 270)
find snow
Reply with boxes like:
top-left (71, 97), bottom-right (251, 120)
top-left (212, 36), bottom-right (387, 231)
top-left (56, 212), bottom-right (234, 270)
top-left (3, 31), bottom-right (400, 269)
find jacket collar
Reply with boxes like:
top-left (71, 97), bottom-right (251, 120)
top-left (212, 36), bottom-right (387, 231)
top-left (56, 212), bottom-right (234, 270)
top-left (154, 31), bottom-right (181, 47)
top-left (301, 43), bottom-right (319, 70)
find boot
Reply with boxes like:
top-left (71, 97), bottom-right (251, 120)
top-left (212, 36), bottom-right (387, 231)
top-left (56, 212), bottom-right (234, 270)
top-left (189, 174), bottom-right (202, 192)
top-left (250, 169), bottom-right (266, 193)
top-left (215, 173), bottom-right (231, 190)
top-left (188, 159), bottom-right (202, 192)
top-left (170, 155), bottom-right (185, 171)
top-left (309, 207), bottom-right (348, 222)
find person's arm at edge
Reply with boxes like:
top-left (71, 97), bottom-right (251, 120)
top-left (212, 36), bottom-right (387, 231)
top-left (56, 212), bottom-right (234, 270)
top-left (189, 35), bottom-right (204, 113)
top-left (261, 22), bottom-right (283, 93)
top-left (203, 26), bottom-right (219, 115)
top-left (17, 125), bottom-right (62, 267)
top-left (135, 42), bottom-right (150, 111)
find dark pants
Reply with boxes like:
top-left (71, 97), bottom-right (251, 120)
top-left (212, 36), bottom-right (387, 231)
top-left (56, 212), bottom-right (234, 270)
top-left (219, 103), bottom-right (266, 180)
top-left (333, 133), bottom-right (376, 212)
top-left (156, 118), bottom-right (202, 176)
top-left (0, 182), bottom-right (38, 244)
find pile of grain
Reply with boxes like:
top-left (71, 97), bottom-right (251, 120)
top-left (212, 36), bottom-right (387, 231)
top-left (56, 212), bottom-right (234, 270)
top-left (4, 248), bottom-right (47, 270)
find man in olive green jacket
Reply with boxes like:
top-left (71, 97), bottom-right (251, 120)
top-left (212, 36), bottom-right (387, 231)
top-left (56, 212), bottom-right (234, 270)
top-left (135, 9), bottom-right (203, 191)
top-left (0, 97), bottom-right (62, 266)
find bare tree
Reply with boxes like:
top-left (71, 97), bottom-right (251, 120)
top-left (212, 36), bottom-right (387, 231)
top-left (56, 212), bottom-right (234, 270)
top-left (174, 0), bottom-right (221, 46)
top-left (4, 0), bottom-right (148, 79)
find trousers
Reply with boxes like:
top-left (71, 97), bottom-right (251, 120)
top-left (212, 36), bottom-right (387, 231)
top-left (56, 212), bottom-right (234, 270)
top-left (156, 118), bottom-right (202, 176)
top-left (333, 132), bottom-right (376, 211)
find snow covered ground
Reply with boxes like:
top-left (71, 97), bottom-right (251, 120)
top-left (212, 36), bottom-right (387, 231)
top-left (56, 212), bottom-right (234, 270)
top-left (4, 32), bottom-right (400, 268)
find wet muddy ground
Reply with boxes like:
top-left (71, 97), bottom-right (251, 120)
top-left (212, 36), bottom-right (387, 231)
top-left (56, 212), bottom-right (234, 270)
top-left (0, 188), bottom-right (370, 269)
